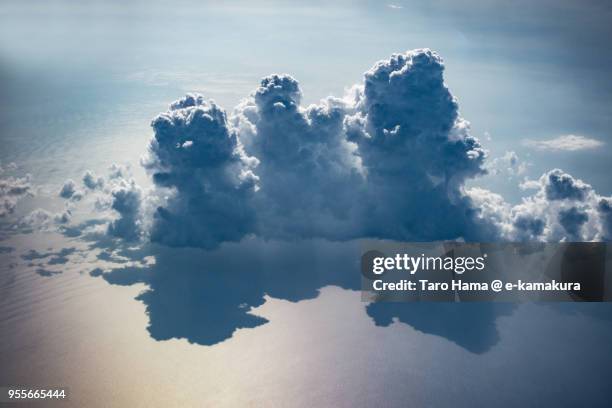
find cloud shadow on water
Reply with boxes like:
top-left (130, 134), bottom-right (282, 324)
top-left (90, 238), bottom-right (519, 352)
top-left (366, 302), bottom-right (516, 354)
top-left (95, 239), bottom-right (362, 345)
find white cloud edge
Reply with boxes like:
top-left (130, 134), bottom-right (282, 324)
top-left (523, 134), bottom-right (604, 151)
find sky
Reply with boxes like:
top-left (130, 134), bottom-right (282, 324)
top-left (1, 0), bottom-right (611, 203)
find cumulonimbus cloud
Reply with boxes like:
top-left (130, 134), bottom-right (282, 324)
top-left (90, 49), bottom-right (612, 245)
top-left (143, 94), bottom-right (259, 248)
top-left (133, 49), bottom-right (499, 248)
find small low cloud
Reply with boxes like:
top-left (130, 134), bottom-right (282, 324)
top-left (59, 179), bottom-right (83, 200)
top-left (18, 208), bottom-right (72, 231)
top-left (387, 4), bottom-right (403, 9)
top-left (83, 170), bottom-right (104, 190)
top-left (486, 151), bottom-right (528, 177)
top-left (470, 168), bottom-right (612, 241)
top-left (523, 134), bottom-right (603, 151)
top-left (108, 163), bottom-right (128, 179)
top-left (0, 164), bottom-right (32, 217)
top-left (107, 179), bottom-right (142, 241)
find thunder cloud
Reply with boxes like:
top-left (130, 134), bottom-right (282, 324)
top-left (48, 49), bottom-right (612, 246)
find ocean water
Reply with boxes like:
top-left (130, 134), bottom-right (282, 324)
top-left (2, 230), bottom-right (612, 406)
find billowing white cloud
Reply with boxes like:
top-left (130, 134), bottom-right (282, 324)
top-left (0, 170), bottom-right (32, 217)
top-left (59, 179), bottom-right (82, 200)
top-left (18, 208), bottom-right (72, 231)
top-left (597, 198), bottom-right (612, 241)
top-left (345, 49), bottom-right (489, 241)
top-left (469, 169), bottom-right (612, 241)
top-left (486, 151), bottom-right (528, 177)
top-left (234, 74), bottom-right (363, 240)
top-left (143, 94), bottom-right (259, 248)
top-left (110, 49), bottom-right (612, 247)
top-left (108, 163), bottom-right (128, 179)
top-left (83, 170), bottom-right (104, 190)
top-left (141, 49), bottom-right (494, 247)
top-left (107, 178), bottom-right (142, 241)
top-left (16, 49), bottom-right (612, 246)
top-left (523, 134), bottom-right (604, 151)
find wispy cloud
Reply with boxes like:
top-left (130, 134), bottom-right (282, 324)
top-left (486, 151), bottom-right (528, 178)
top-left (387, 4), bottom-right (403, 10)
top-left (125, 69), bottom-right (256, 95)
top-left (523, 134), bottom-right (604, 151)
